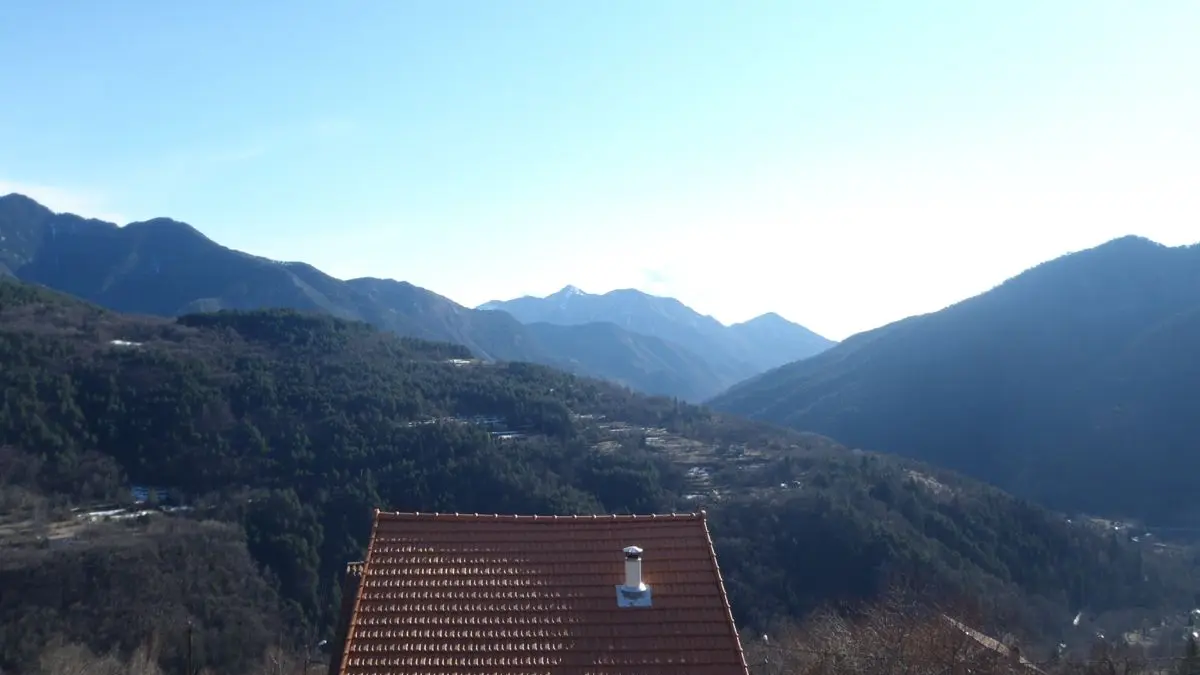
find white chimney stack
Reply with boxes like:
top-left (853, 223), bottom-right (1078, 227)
top-left (615, 545), bottom-right (652, 607)
top-left (623, 545), bottom-right (645, 590)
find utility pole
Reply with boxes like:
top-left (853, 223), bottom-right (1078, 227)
top-left (1182, 610), bottom-right (1200, 675)
top-left (298, 639), bottom-right (328, 675)
top-left (186, 620), bottom-right (193, 675)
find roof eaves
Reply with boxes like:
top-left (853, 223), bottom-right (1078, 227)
top-left (700, 509), bottom-right (751, 675)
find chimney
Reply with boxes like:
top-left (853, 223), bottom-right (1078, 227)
top-left (623, 545), bottom-right (645, 590)
top-left (616, 545), bottom-right (652, 608)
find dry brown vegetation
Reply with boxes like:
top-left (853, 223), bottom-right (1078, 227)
top-left (21, 638), bottom-right (317, 675)
top-left (743, 591), bottom-right (1166, 675)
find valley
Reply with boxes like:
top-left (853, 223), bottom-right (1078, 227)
top-left (3, 197), bottom-right (1200, 675)
top-left (7, 3), bottom-right (1200, 671)
top-left (2, 273), bottom-right (1199, 673)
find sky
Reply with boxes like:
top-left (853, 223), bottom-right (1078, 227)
top-left (2, 1), bottom-right (1198, 341)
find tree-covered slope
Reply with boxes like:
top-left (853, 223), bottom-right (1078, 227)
top-left (0, 278), bottom-right (1194, 673)
top-left (0, 516), bottom-right (288, 675)
top-left (710, 236), bottom-right (1200, 525)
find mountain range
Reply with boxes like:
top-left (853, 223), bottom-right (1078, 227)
top-left (0, 193), bottom-right (831, 401)
top-left (711, 235), bottom-right (1200, 526)
top-left (0, 277), bottom-right (1188, 673)
top-left (480, 284), bottom-right (835, 384)
top-left (7, 189), bottom-right (1200, 531)
top-left (6, 188), bottom-right (1200, 669)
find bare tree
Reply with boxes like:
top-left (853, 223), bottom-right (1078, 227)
top-left (35, 640), bottom-right (164, 675)
top-left (1052, 640), bottom-right (1149, 675)
top-left (748, 588), bottom-right (1040, 675)
top-left (32, 636), bottom-right (303, 675)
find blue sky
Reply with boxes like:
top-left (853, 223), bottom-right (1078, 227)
top-left (2, 1), bottom-right (1198, 340)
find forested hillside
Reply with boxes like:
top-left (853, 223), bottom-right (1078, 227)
top-left (0, 279), bottom-right (1195, 673)
top-left (712, 236), bottom-right (1200, 525)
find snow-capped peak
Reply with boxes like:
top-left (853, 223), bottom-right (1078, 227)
top-left (553, 284), bottom-right (584, 298)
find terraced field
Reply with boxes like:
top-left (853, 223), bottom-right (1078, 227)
top-left (581, 415), bottom-right (783, 503)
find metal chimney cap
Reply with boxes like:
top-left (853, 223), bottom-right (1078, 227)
top-left (623, 545), bottom-right (643, 559)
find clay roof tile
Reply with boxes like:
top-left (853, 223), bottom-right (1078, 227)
top-left (337, 510), bottom-right (748, 675)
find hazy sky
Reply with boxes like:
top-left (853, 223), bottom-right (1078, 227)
top-left (2, 2), bottom-right (1198, 340)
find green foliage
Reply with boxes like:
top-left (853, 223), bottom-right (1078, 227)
top-left (0, 279), bottom-right (1196, 672)
top-left (0, 283), bottom-right (697, 665)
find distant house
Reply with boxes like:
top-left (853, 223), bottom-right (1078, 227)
top-left (331, 510), bottom-right (749, 675)
top-left (130, 485), bottom-right (169, 504)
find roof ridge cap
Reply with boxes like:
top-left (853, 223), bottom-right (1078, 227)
top-left (375, 510), bottom-right (705, 521)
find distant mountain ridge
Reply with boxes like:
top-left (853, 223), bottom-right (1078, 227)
top-left (710, 235), bottom-right (1200, 526)
top-left (479, 285), bottom-right (836, 386)
top-left (0, 192), bottom-right (797, 401)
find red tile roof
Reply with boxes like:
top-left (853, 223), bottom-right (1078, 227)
top-left (337, 510), bottom-right (749, 675)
